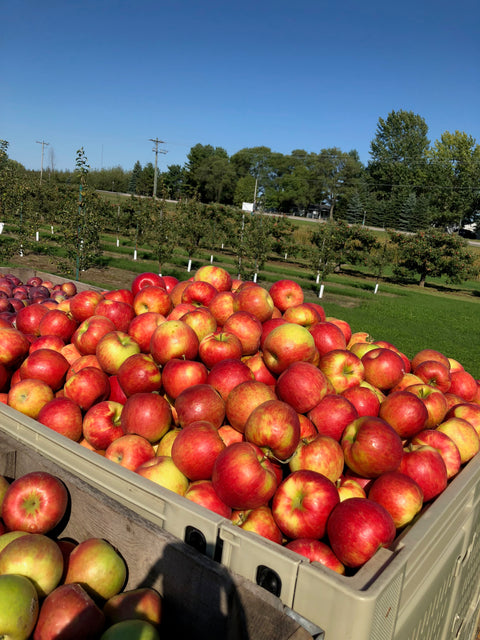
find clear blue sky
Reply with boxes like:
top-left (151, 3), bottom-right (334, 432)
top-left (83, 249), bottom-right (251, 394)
top-left (2, 0), bottom-right (479, 173)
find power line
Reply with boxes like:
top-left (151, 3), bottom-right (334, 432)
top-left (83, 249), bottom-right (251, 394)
top-left (36, 140), bottom-right (49, 184)
top-left (149, 138), bottom-right (167, 200)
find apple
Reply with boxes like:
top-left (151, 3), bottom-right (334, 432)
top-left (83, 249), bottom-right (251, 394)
top-left (225, 380), bottom-right (277, 433)
top-left (399, 445), bottom-right (448, 502)
top-left (105, 434), bottom-right (156, 471)
top-left (223, 310), bottom-right (263, 356)
top-left (289, 434), bottom-right (344, 483)
top-left (127, 311), bottom-right (166, 353)
top-left (82, 400), bottom-right (124, 451)
top-left (149, 320), bottom-right (199, 366)
top-left (242, 351), bottom-right (277, 387)
top-left (272, 469), bottom-right (339, 540)
top-left (72, 314), bottom-right (117, 355)
top-left (69, 290), bottom-right (104, 323)
top-left (336, 476), bottom-right (367, 501)
top-left (307, 394), bottom-right (358, 441)
top-left (99, 620), bottom-right (160, 640)
top-left (303, 301), bottom-right (326, 322)
top-left (174, 383), bottom-right (225, 430)
top-left (244, 399), bottom-right (301, 462)
top-left (60, 281), bottom-right (77, 297)
top-left (406, 383), bottom-right (449, 428)
top-left (231, 505), bottom-right (283, 544)
top-left (161, 358), bottom-right (208, 400)
top-left (309, 321), bottom-right (347, 357)
top-left (33, 582), bottom-right (105, 640)
top-left (0, 533), bottom-right (63, 597)
top-left (325, 316), bottom-right (352, 344)
top-left (368, 470), bottom-right (424, 529)
top-left (361, 347), bottom-right (405, 391)
top-left (38, 309), bottom-right (78, 342)
top-left (184, 480), bottom-right (232, 518)
top-left (15, 303), bottom-right (50, 336)
top-left (326, 497), bottom-right (396, 568)
top-left (446, 402), bottom-right (480, 436)
top-left (135, 456), bottom-right (189, 496)
top-left (391, 372), bottom-right (424, 393)
top-left (63, 366), bottom-right (110, 411)
top-left (411, 348), bottom-right (450, 371)
top-left (155, 427), bottom-right (181, 456)
top-left (167, 302), bottom-right (196, 321)
top-left (436, 417), bottom-right (480, 463)
top-left (260, 317), bottom-right (288, 350)
top-left (285, 538), bottom-right (345, 574)
top-left (207, 291), bottom-right (235, 326)
top-left (64, 537), bottom-right (127, 601)
top-left (103, 586), bottom-right (162, 627)
top-left (413, 359), bottom-right (451, 393)
top-left (341, 382), bottom-right (381, 417)
top-left (131, 272), bottom-right (166, 297)
top-left (103, 288), bottom-right (134, 306)
top-left (218, 424), bottom-right (244, 447)
top-left (19, 347), bottom-right (70, 391)
top-left (29, 334), bottom-right (65, 354)
top-left (275, 361), bottom-right (329, 414)
top-left (171, 420), bottom-right (226, 480)
top-left (206, 358), bottom-right (254, 402)
top-left (233, 283), bottom-right (274, 323)
top-left (194, 264), bottom-right (232, 292)
top-left (181, 280), bottom-right (218, 307)
top-left (116, 353), bottom-right (161, 396)
top-left (0, 326), bottom-right (30, 367)
top-left (121, 392), bottom-right (172, 443)
top-left (297, 414), bottom-right (317, 438)
top-left (268, 279), bottom-right (304, 312)
top-left (37, 397), bottom-right (84, 441)
top-left (378, 390), bottom-right (428, 439)
top-left (448, 369), bottom-right (478, 402)
top-left (282, 303), bottom-right (321, 329)
top-left (60, 342), bottom-right (82, 365)
top-left (169, 280), bottom-right (190, 307)
top-left (349, 342), bottom-right (379, 359)
top-left (181, 307), bottom-right (217, 343)
top-left (96, 330), bottom-right (141, 375)
top-left (0, 574), bottom-right (39, 640)
top-left (133, 285), bottom-right (173, 317)
top-left (198, 331), bottom-right (243, 368)
top-left (263, 323), bottom-right (318, 375)
top-left (411, 429), bottom-right (461, 479)
top-left (211, 442), bottom-right (278, 510)
top-left (318, 348), bottom-right (365, 394)
top-left (8, 378), bottom-right (54, 419)
top-left (341, 416), bottom-right (404, 478)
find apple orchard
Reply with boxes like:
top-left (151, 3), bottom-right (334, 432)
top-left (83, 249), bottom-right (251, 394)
top-left (1, 267), bottom-right (480, 579)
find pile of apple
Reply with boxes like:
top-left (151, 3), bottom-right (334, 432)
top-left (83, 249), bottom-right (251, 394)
top-left (0, 469), bottom-right (162, 640)
top-left (0, 268), bottom-right (480, 577)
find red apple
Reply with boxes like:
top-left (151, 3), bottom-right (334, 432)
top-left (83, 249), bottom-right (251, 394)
top-left (263, 323), bottom-right (318, 375)
top-left (38, 309), bottom-right (78, 342)
top-left (303, 301), bottom-right (326, 322)
top-left (400, 444), bottom-right (449, 503)
top-left (413, 359), bottom-right (451, 393)
top-left (149, 320), bottom-right (199, 366)
top-left (244, 399), bottom-right (301, 462)
top-left (275, 361), bottom-right (329, 414)
top-left (82, 400), bottom-right (124, 451)
top-left (72, 314), bottom-right (117, 355)
top-left (307, 394), bottom-right (358, 441)
top-left (223, 311), bottom-right (263, 356)
top-left (131, 272), bottom-right (166, 297)
top-left (116, 353), bottom-right (162, 396)
top-left (378, 390), bottom-right (428, 439)
top-left (66, 354), bottom-right (102, 379)
top-left (341, 382), bottom-right (381, 417)
top-left (231, 505), bottom-right (283, 544)
top-left (206, 359), bottom-right (254, 401)
top-left (169, 280), bottom-right (190, 307)
top-left (167, 302), bottom-right (196, 321)
top-left (161, 358), bottom-right (208, 400)
top-left (325, 316), bottom-right (352, 344)
top-left (260, 317), bottom-right (288, 351)
top-left (94, 299), bottom-right (135, 333)
top-left (411, 429), bottom-right (461, 479)
top-left (318, 349), bottom-right (365, 394)
top-left (29, 334), bottom-right (65, 354)
top-left (19, 348), bottom-right (70, 391)
top-left (285, 538), bottom-right (345, 574)
top-left (174, 383), bottom-right (225, 430)
top-left (336, 476), bottom-right (367, 501)
top-left (181, 307), bottom-right (217, 343)
top-left (282, 303), bottom-right (321, 330)
top-left (37, 397), bottom-right (83, 441)
top-left (446, 402), bottom-right (480, 436)
top-left (309, 321), bottom-right (347, 356)
top-left (105, 434), bottom-right (156, 471)
top-left (289, 433), bottom-right (344, 483)
top-left (181, 280), bottom-right (218, 307)
top-left (0, 326), bottom-right (30, 367)
top-left (448, 369), bottom-right (478, 402)
top-left (15, 303), bottom-right (50, 336)
top-left (171, 420), bottom-right (226, 480)
top-left (233, 284), bottom-right (274, 323)
top-left (436, 417), bottom-right (480, 463)
top-left (194, 265), bottom-right (232, 292)
top-left (207, 291), bottom-right (235, 326)
top-left (132, 285), bottom-right (173, 318)
top-left (198, 331), bottom-right (243, 368)
top-left (104, 288), bottom-right (134, 306)
top-left (225, 380), bottom-right (277, 433)
top-left (121, 392), bottom-right (172, 443)
top-left (184, 479), bottom-right (232, 518)
top-left (127, 312), bottom-right (165, 353)
top-left (361, 347), bottom-right (405, 391)
top-left (69, 290), bottom-right (104, 323)
top-left (411, 348), bottom-right (450, 371)
top-left (406, 383), bottom-right (449, 428)
top-left (368, 470), bottom-right (424, 529)
top-left (103, 586), bottom-right (162, 627)
top-left (63, 366), bottom-right (110, 411)
top-left (268, 279), bottom-right (304, 312)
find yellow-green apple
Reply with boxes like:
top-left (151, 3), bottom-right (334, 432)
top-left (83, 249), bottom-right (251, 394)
top-left (244, 399), bottom-right (301, 462)
top-left (116, 353), bottom-right (161, 396)
top-left (133, 285), bottom-right (173, 317)
top-left (233, 284), bottom-right (274, 323)
top-left (194, 264), bottom-right (232, 292)
top-left (0, 574), bottom-right (39, 640)
top-left (38, 309), bottom-right (78, 342)
top-left (378, 390), bottom-right (428, 439)
top-left (63, 366), bottom-right (110, 411)
top-left (341, 382), bottom-right (381, 417)
top-left (207, 290), bottom-right (235, 326)
top-left (0, 533), bottom-right (63, 597)
top-left (447, 357), bottom-right (464, 373)
top-left (368, 470), bottom-right (423, 529)
top-left (282, 303), bottom-right (321, 329)
top-left (131, 272), bottom-right (166, 297)
top-left (341, 416), bottom-right (404, 478)
top-left (272, 469), bottom-right (339, 540)
top-left (413, 359), bottom-right (451, 393)
top-left (69, 290), bottom-right (104, 323)
top-left (231, 505), bottom-right (283, 544)
top-left (184, 479), bottom-right (232, 518)
top-left (326, 497), bottom-right (396, 568)
top-left (64, 538), bottom-right (127, 601)
top-left (268, 279), bottom-right (304, 312)
top-left (411, 348), bottom-right (450, 371)
top-left (100, 619), bottom-right (160, 640)
top-left (37, 397), bottom-right (83, 441)
top-left (15, 303), bottom-right (49, 336)
top-left (0, 531), bottom-right (30, 554)
top-left (103, 586), bottom-right (162, 627)
top-left (1, 471), bottom-right (68, 534)
top-left (105, 434), bottom-right (156, 471)
top-left (82, 400), bottom-right (124, 451)
top-left (181, 280), bottom-right (218, 307)
top-left (349, 342), bottom-right (378, 359)
top-left (361, 347), bottom-right (405, 391)
top-left (448, 369), bottom-right (478, 402)
top-left (223, 310), bottom-right (262, 356)
top-left (181, 307), bottom-right (217, 343)
top-left (198, 331), bottom-right (242, 368)
top-left (171, 420), bottom-right (226, 480)
top-left (33, 582), bottom-right (105, 640)
top-left (174, 383), bottom-right (225, 429)
top-left (289, 434), bottom-right (344, 483)
top-left (121, 392), bottom-right (172, 443)
top-left (29, 334), bottom-right (65, 354)
top-left (225, 380), bottom-right (277, 433)
top-left (96, 330), bottom-right (141, 375)
top-left (127, 311), bottom-right (165, 353)
top-left (135, 456), bottom-right (189, 496)
top-left (411, 429), bottom-right (461, 479)
top-left (103, 288), bottom-right (134, 306)
top-left (307, 394), bottom-right (358, 441)
top-left (19, 348), bottom-right (70, 391)
top-left (336, 477), bottom-right (366, 501)
top-left (211, 441), bottom-right (278, 510)
top-left (242, 351), bottom-right (277, 387)
top-left (275, 361), bottom-right (329, 414)
top-left (263, 323), bottom-right (318, 375)
top-left (446, 402), bottom-right (480, 436)
top-left (8, 378), bottom-right (54, 419)
top-left (149, 320), bottom-right (199, 366)
top-left (160, 358), bottom-right (208, 400)
top-left (72, 314), bottom-right (117, 355)
top-left (325, 316), bottom-right (351, 344)
top-left (309, 321), bottom-right (347, 357)
top-left (0, 326), bottom-right (30, 366)
top-left (436, 417), bottom-right (480, 463)
top-left (399, 445), bottom-right (448, 502)
top-left (318, 348), bottom-right (365, 394)
top-left (405, 383), bottom-right (448, 428)
top-left (155, 428), bottom-right (181, 457)
top-left (206, 358), bottom-right (254, 402)
top-left (285, 538), bottom-right (345, 574)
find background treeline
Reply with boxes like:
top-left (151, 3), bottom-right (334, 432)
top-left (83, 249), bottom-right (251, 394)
top-left (4, 109), bottom-right (480, 234)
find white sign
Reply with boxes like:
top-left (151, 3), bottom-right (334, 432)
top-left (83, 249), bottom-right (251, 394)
top-left (242, 202), bottom-right (254, 212)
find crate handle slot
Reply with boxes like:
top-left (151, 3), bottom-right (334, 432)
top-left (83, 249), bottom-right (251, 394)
top-left (256, 565), bottom-right (282, 597)
top-left (185, 525), bottom-right (207, 555)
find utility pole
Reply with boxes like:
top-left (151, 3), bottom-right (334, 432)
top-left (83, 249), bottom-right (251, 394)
top-left (149, 138), bottom-right (167, 200)
top-left (36, 140), bottom-right (50, 184)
